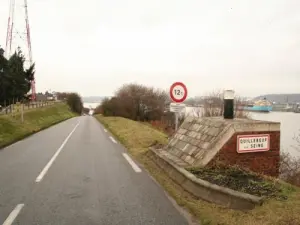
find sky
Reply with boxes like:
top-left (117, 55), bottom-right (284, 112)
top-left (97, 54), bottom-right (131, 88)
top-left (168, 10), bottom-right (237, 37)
top-left (0, 0), bottom-right (299, 98)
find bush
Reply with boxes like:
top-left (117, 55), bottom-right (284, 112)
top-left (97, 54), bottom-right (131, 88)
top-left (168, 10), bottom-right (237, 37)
top-left (279, 131), bottom-right (300, 186)
top-left (94, 83), bottom-right (169, 121)
top-left (66, 92), bottom-right (83, 114)
top-left (280, 152), bottom-right (300, 186)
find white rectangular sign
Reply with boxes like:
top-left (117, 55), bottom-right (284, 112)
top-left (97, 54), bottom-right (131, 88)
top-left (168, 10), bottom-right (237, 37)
top-left (237, 134), bottom-right (270, 153)
top-left (170, 103), bottom-right (186, 113)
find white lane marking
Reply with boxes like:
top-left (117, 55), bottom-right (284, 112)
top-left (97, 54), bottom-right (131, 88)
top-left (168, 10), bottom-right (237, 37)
top-left (109, 136), bottom-right (117, 144)
top-left (35, 122), bottom-right (80, 183)
top-left (122, 153), bottom-right (142, 173)
top-left (2, 204), bottom-right (25, 225)
top-left (104, 129), bottom-right (107, 132)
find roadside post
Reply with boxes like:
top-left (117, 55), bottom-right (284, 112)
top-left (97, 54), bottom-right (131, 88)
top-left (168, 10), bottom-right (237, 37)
top-left (21, 102), bottom-right (24, 123)
top-left (169, 82), bottom-right (188, 131)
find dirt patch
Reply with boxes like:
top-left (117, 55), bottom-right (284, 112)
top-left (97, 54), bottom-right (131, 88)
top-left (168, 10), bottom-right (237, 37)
top-left (187, 165), bottom-right (288, 200)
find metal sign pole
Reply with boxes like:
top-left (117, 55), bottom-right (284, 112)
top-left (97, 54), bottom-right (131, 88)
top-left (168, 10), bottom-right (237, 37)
top-left (21, 103), bottom-right (24, 123)
top-left (175, 112), bottom-right (178, 131)
top-left (169, 82), bottom-right (188, 132)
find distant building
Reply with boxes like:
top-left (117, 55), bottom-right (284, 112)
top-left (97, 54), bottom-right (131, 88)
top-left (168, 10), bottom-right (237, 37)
top-left (36, 91), bottom-right (56, 101)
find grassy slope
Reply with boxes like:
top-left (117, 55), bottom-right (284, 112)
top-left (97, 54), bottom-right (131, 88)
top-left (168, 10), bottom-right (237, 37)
top-left (0, 103), bottom-right (77, 148)
top-left (95, 115), bottom-right (300, 225)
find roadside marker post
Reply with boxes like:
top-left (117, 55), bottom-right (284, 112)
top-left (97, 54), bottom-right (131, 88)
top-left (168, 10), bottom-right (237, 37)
top-left (169, 82), bottom-right (188, 131)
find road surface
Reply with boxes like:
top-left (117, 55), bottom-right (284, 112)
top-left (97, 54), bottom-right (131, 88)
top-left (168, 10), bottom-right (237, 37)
top-left (0, 116), bottom-right (189, 225)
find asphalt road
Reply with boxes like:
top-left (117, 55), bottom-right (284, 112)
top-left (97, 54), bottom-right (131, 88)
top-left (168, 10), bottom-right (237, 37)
top-left (0, 116), bottom-right (189, 225)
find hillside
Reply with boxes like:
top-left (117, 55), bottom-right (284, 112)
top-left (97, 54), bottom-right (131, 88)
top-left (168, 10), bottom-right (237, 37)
top-left (0, 103), bottom-right (76, 148)
top-left (253, 94), bottom-right (300, 104)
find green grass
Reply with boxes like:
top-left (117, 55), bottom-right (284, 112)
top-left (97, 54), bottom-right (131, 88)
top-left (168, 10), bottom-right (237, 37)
top-left (0, 103), bottom-right (77, 148)
top-left (95, 115), bottom-right (300, 225)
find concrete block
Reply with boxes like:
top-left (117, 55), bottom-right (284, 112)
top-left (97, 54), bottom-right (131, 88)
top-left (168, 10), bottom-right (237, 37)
top-left (207, 127), bottom-right (221, 137)
top-left (196, 118), bottom-right (203, 123)
top-left (182, 143), bottom-right (190, 153)
top-left (205, 135), bottom-right (213, 142)
top-left (197, 126), bottom-right (203, 133)
top-left (195, 150), bottom-right (205, 160)
top-left (177, 128), bottom-right (187, 134)
top-left (184, 155), bottom-right (195, 164)
top-left (187, 145), bottom-right (198, 156)
top-left (196, 133), bottom-right (202, 140)
top-left (175, 140), bottom-right (187, 149)
top-left (201, 134), bottom-right (208, 141)
top-left (191, 124), bottom-right (199, 131)
top-left (182, 135), bottom-right (191, 142)
top-left (201, 142), bottom-right (211, 150)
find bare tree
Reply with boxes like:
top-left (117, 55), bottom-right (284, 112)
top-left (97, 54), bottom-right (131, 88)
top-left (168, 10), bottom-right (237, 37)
top-left (96, 83), bottom-right (168, 121)
top-left (200, 90), bottom-right (249, 118)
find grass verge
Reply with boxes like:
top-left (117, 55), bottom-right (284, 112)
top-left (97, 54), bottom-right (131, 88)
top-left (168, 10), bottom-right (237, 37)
top-left (0, 103), bottom-right (77, 149)
top-left (95, 115), bottom-right (300, 225)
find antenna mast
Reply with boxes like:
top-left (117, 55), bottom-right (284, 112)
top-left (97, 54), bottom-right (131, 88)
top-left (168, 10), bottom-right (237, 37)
top-left (5, 0), bottom-right (36, 101)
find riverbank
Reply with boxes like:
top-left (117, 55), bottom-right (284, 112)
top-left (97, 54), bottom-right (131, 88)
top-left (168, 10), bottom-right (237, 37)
top-left (0, 103), bottom-right (77, 149)
top-left (95, 115), bottom-right (300, 225)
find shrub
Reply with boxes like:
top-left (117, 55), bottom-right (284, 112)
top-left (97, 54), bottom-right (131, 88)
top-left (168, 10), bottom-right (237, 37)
top-left (95, 83), bottom-right (169, 121)
top-left (280, 132), bottom-right (300, 186)
top-left (66, 92), bottom-right (83, 114)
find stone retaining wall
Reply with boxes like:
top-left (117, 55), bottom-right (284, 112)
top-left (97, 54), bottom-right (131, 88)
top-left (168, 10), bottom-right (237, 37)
top-left (148, 148), bottom-right (264, 210)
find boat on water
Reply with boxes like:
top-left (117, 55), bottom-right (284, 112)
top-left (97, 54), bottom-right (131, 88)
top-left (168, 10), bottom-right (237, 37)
top-left (294, 104), bottom-right (300, 113)
top-left (243, 98), bottom-right (272, 113)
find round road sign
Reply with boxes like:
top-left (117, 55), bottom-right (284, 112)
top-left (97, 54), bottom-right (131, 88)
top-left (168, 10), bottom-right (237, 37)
top-left (169, 82), bottom-right (188, 103)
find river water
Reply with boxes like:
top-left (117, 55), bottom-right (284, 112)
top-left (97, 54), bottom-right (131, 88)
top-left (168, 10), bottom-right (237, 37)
top-left (83, 102), bottom-right (300, 158)
top-left (250, 112), bottom-right (300, 158)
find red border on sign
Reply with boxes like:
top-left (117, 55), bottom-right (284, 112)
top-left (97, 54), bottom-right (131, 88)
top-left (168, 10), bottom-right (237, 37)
top-left (170, 82), bottom-right (188, 103)
top-left (237, 134), bottom-right (270, 153)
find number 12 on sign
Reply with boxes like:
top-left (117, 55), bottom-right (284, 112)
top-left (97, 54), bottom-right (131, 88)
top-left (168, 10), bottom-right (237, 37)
top-left (170, 82), bottom-right (188, 103)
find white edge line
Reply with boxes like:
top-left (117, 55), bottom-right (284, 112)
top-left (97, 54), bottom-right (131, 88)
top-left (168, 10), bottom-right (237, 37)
top-left (3, 204), bottom-right (25, 225)
top-left (104, 129), bottom-right (107, 132)
top-left (109, 136), bottom-right (117, 144)
top-left (35, 122), bottom-right (80, 182)
top-left (122, 153), bottom-right (142, 173)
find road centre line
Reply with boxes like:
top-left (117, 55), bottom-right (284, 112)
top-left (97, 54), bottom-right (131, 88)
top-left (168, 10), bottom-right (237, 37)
top-left (122, 153), bottom-right (142, 173)
top-left (2, 204), bottom-right (25, 225)
top-left (35, 121), bottom-right (80, 183)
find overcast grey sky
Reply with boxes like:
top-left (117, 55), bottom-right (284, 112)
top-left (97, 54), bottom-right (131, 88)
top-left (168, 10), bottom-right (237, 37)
top-left (0, 0), bottom-right (299, 97)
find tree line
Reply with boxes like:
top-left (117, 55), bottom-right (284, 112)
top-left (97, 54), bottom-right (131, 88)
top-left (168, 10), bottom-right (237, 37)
top-left (94, 83), bottom-right (171, 122)
top-left (94, 83), bottom-right (249, 121)
top-left (55, 92), bottom-right (84, 115)
top-left (0, 47), bottom-right (35, 106)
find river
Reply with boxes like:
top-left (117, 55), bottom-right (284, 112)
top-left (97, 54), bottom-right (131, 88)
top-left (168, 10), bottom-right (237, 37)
top-left (250, 112), bottom-right (300, 158)
top-left (83, 102), bottom-right (300, 158)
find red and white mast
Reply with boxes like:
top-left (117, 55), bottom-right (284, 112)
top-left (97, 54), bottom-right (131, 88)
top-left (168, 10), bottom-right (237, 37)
top-left (5, 0), bottom-right (36, 101)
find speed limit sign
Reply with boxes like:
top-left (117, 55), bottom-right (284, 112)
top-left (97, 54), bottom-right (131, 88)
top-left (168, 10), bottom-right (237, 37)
top-left (169, 82), bottom-right (188, 103)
